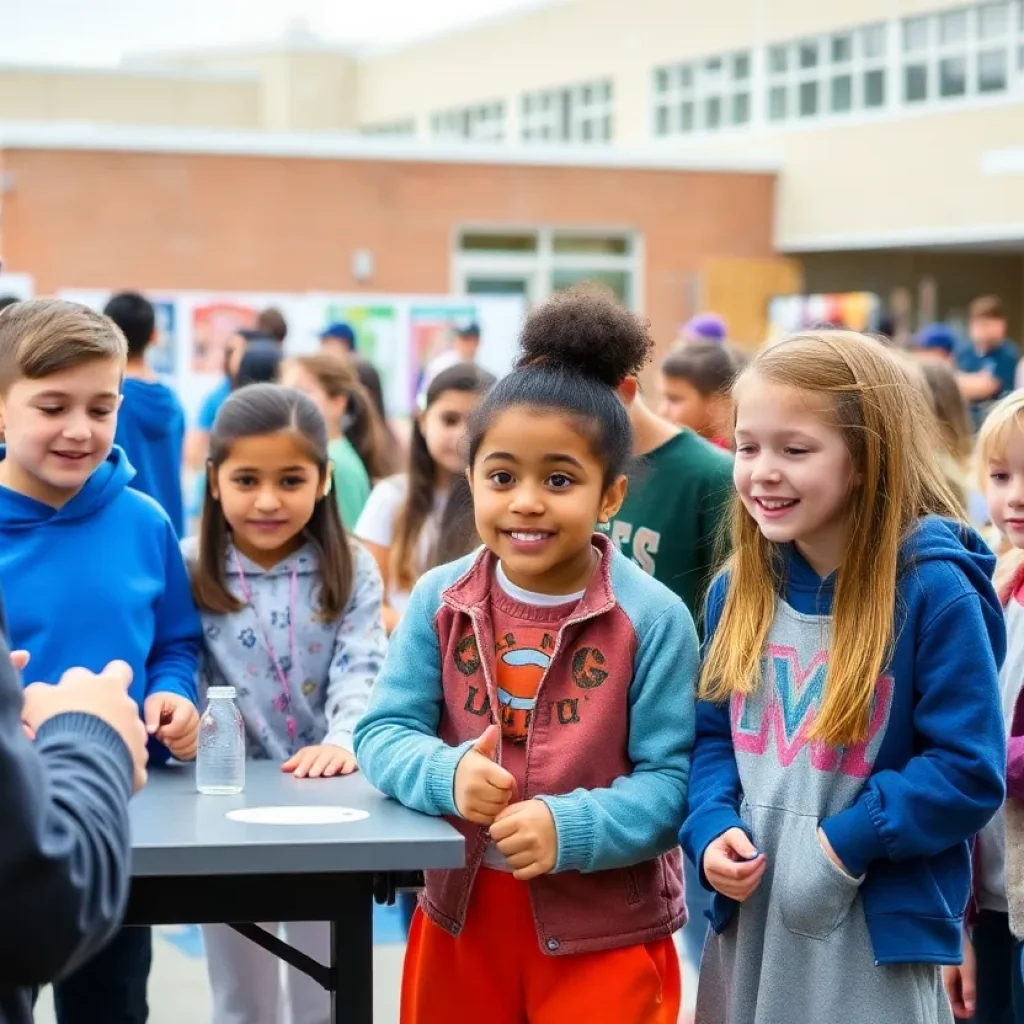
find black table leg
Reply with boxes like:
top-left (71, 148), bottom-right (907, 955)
top-left (331, 877), bottom-right (374, 1024)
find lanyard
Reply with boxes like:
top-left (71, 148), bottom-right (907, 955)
top-left (232, 549), bottom-right (299, 744)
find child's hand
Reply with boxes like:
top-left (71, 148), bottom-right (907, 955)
top-left (144, 692), bottom-right (200, 761)
top-left (703, 827), bottom-right (766, 901)
top-left (817, 827), bottom-right (851, 875)
top-left (489, 799), bottom-right (558, 881)
top-left (282, 745), bottom-right (357, 779)
top-left (454, 724), bottom-right (516, 825)
top-left (943, 934), bottom-right (976, 1018)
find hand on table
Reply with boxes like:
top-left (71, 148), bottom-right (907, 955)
top-left (22, 659), bottom-right (149, 792)
top-left (703, 827), bottom-right (766, 901)
top-left (454, 724), bottom-right (515, 826)
top-left (282, 744), bottom-right (357, 778)
top-left (144, 692), bottom-right (200, 761)
top-left (943, 933), bottom-right (976, 1018)
top-left (489, 799), bottom-right (558, 881)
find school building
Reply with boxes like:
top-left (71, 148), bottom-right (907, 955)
top-left (1, 0), bottom-right (1023, 338)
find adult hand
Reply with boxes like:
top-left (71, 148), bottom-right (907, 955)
top-left (22, 660), bottom-right (149, 792)
top-left (143, 693), bottom-right (201, 761)
top-left (702, 827), bottom-right (766, 901)
top-left (453, 724), bottom-right (516, 826)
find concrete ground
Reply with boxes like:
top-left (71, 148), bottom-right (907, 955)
top-left (34, 906), bottom-right (698, 1023)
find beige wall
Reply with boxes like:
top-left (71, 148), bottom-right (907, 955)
top-left (0, 67), bottom-right (261, 129)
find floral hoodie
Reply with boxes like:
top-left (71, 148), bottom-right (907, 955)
top-left (182, 536), bottom-right (386, 758)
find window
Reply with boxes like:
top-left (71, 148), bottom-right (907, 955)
top-left (431, 102), bottom-right (505, 142)
top-left (454, 229), bottom-right (639, 309)
top-left (521, 80), bottom-right (614, 143)
top-left (359, 119), bottom-right (416, 137)
top-left (766, 22), bottom-right (888, 122)
top-left (651, 49), bottom-right (752, 135)
top-left (899, 1), bottom-right (1022, 105)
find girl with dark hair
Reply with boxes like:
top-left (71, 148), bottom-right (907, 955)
top-left (354, 361), bottom-right (494, 633)
top-left (355, 290), bottom-right (697, 1024)
top-left (181, 383), bottom-right (386, 1024)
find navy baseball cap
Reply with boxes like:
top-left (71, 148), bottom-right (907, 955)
top-left (319, 322), bottom-right (356, 348)
top-left (914, 323), bottom-right (958, 355)
top-left (456, 322), bottom-right (481, 339)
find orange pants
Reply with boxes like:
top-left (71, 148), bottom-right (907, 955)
top-left (401, 867), bottom-right (681, 1024)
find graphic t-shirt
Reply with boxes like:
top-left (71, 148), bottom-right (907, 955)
top-left (483, 562), bottom-right (583, 870)
top-left (601, 429), bottom-right (733, 622)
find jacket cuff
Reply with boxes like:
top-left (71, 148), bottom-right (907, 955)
top-left (425, 739), bottom-right (475, 818)
top-left (35, 713), bottom-right (134, 799)
top-left (537, 793), bottom-right (591, 873)
top-left (820, 796), bottom-right (887, 879)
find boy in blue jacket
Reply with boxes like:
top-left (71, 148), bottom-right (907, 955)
top-left (0, 298), bottom-right (201, 1024)
top-left (105, 291), bottom-right (186, 536)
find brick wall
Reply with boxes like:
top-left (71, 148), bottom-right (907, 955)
top-left (0, 147), bottom-right (776, 350)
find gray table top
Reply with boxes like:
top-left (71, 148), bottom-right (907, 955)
top-left (130, 762), bottom-right (464, 878)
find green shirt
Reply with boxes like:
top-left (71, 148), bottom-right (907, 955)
top-left (601, 430), bottom-right (733, 621)
top-left (329, 437), bottom-right (371, 530)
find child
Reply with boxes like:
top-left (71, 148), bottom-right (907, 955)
top-left (104, 290), bottom-right (187, 535)
top-left (280, 353), bottom-right (381, 524)
top-left (183, 382), bottom-right (386, 1024)
top-left (944, 391), bottom-right (1024, 1023)
top-left (913, 323), bottom-right (959, 366)
top-left (355, 294), bottom-right (698, 1024)
top-left (659, 340), bottom-right (738, 449)
top-left (354, 361), bottom-right (494, 633)
top-left (958, 295), bottom-right (1018, 429)
top-left (681, 329), bottom-right (1007, 1024)
top-left (0, 298), bottom-right (201, 1024)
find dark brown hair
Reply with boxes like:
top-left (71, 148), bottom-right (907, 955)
top-left (393, 361), bottom-right (494, 588)
top-left (192, 383), bottom-right (354, 620)
top-left (256, 307), bottom-right (288, 343)
top-left (0, 298), bottom-right (126, 392)
top-left (970, 295), bottom-right (1005, 321)
top-left (661, 340), bottom-right (739, 396)
top-left (290, 353), bottom-right (395, 483)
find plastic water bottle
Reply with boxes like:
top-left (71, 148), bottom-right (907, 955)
top-left (196, 686), bottom-right (245, 795)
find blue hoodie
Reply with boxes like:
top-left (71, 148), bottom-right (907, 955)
top-left (0, 447), bottom-right (200, 745)
top-left (681, 516), bottom-right (1006, 965)
top-left (114, 377), bottom-right (186, 536)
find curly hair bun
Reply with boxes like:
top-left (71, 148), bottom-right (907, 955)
top-left (516, 286), bottom-right (653, 387)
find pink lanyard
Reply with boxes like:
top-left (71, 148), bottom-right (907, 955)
top-left (232, 550), bottom-right (299, 744)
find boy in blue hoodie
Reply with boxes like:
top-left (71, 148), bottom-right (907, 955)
top-left (104, 291), bottom-right (186, 535)
top-left (0, 298), bottom-right (201, 1024)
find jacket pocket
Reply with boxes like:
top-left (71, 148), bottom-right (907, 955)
top-left (779, 815), bottom-right (862, 940)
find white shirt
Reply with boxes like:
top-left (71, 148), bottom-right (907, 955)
top-left (354, 474), bottom-right (446, 615)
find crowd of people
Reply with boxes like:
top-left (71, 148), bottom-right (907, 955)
top-left (0, 283), bottom-right (1020, 1024)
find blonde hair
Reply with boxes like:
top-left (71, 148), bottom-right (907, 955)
top-left (701, 330), bottom-right (963, 747)
top-left (975, 390), bottom-right (1024, 598)
top-left (0, 298), bottom-right (127, 392)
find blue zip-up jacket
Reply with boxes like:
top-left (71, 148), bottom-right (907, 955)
top-left (0, 446), bottom-right (201, 762)
top-left (114, 377), bottom-right (186, 535)
top-left (681, 516), bottom-right (1006, 965)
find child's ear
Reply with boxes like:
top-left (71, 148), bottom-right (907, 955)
top-left (599, 475), bottom-right (629, 524)
top-left (206, 461), bottom-right (220, 501)
top-left (465, 465), bottom-right (474, 496)
top-left (321, 464), bottom-right (334, 500)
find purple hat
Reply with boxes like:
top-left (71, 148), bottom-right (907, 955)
top-left (683, 313), bottom-right (727, 344)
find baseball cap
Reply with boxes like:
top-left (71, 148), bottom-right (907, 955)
top-left (319, 322), bottom-right (356, 348)
top-left (456, 322), bottom-right (481, 339)
top-left (914, 323), bottom-right (958, 355)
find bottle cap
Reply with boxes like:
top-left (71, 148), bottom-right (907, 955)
top-left (207, 686), bottom-right (237, 699)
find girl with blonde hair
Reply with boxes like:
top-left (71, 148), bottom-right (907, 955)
top-left (681, 330), bottom-right (1006, 1024)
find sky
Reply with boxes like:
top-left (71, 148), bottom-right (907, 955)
top-left (4, 0), bottom-right (549, 66)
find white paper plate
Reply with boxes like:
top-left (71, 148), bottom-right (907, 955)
top-left (226, 806), bottom-right (369, 826)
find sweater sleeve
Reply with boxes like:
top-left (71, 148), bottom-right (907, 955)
top-left (536, 599), bottom-right (697, 874)
top-left (353, 570), bottom-right (474, 817)
top-left (821, 591), bottom-right (1006, 878)
top-left (0, 619), bottom-right (134, 985)
top-left (678, 573), bottom-right (750, 887)
top-left (146, 520), bottom-right (201, 704)
top-left (322, 544), bottom-right (387, 751)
